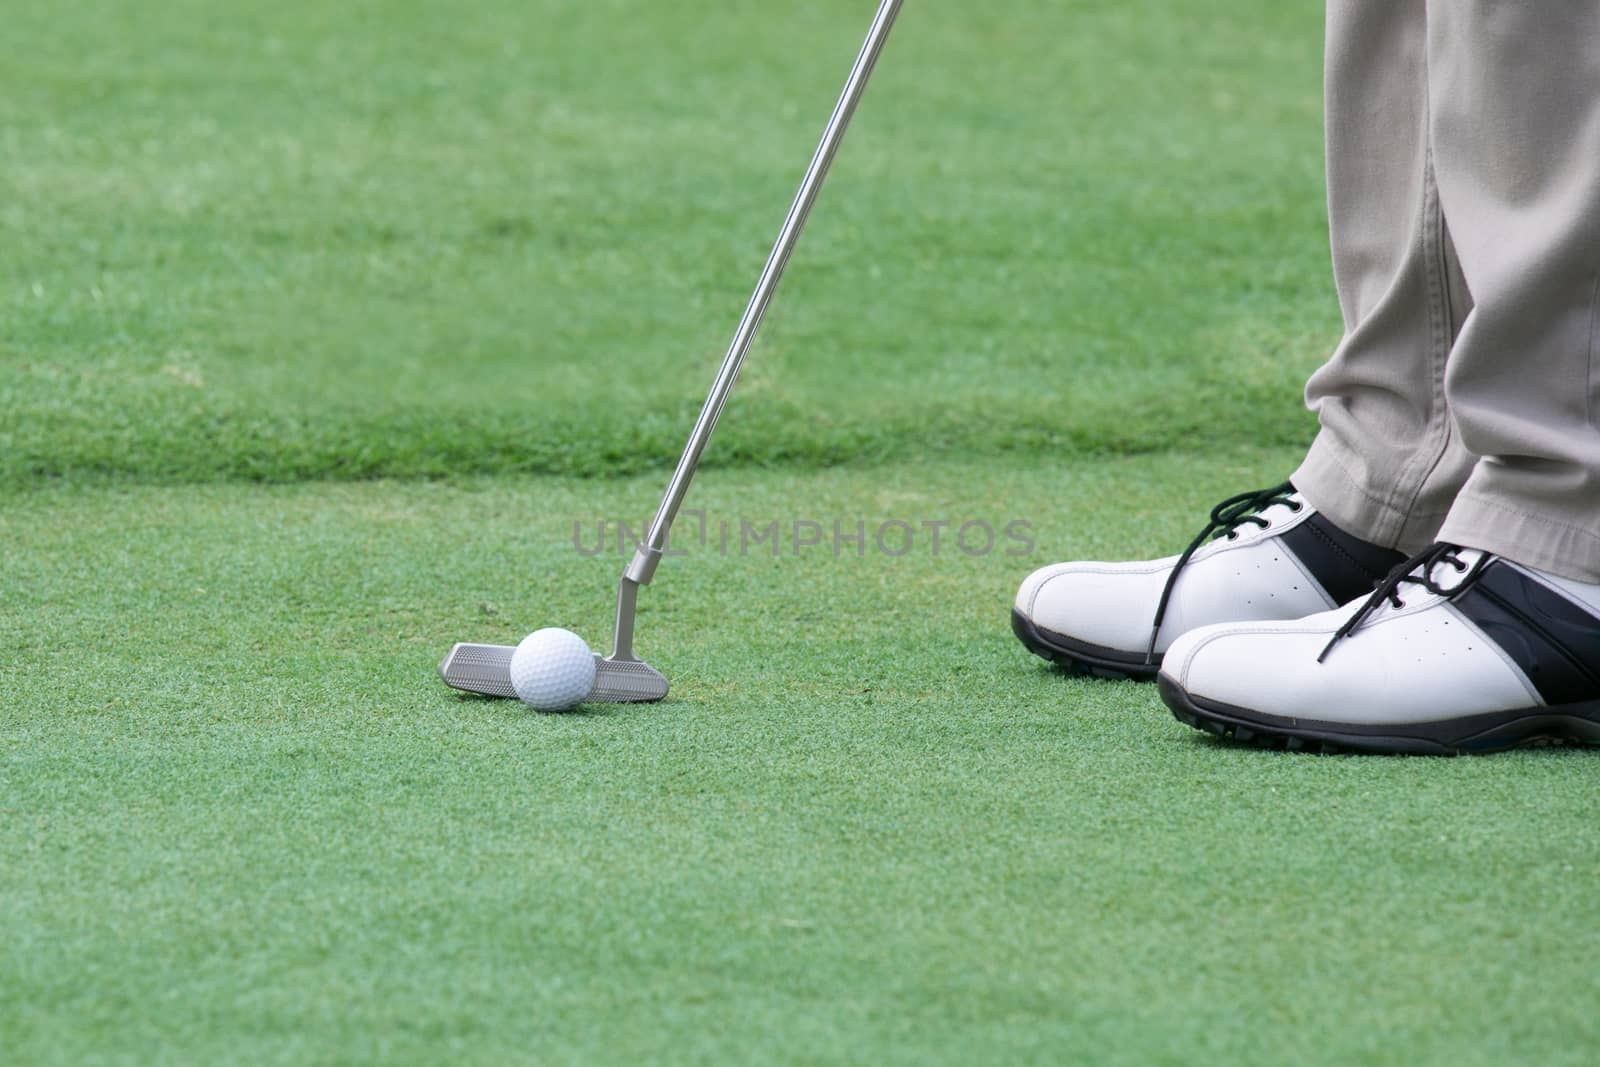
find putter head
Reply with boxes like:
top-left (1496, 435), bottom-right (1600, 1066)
top-left (438, 642), bottom-right (668, 703)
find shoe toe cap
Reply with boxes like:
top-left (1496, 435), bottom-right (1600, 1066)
top-left (1158, 615), bottom-right (1336, 696)
top-left (1013, 562), bottom-right (1076, 617)
top-left (1015, 560), bottom-right (1169, 652)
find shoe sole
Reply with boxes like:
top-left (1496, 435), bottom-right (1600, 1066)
top-left (1159, 675), bottom-right (1600, 755)
top-left (1010, 609), bottom-right (1159, 681)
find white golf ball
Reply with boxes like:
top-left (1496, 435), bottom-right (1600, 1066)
top-left (508, 628), bottom-right (597, 711)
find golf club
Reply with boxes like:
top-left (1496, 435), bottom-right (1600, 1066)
top-left (439, 0), bottom-right (904, 701)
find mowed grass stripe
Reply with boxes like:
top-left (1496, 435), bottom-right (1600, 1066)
top-left (2, 1), bottom-right (1332, 486)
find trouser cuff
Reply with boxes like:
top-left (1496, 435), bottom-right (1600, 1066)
top-left (1438, 493), bottom-right (1600, 584)
top-left (1291, 431), bottom-right (1450, 553)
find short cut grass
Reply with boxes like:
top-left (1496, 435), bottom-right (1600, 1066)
top-left (7, 452), bottom-right (1600, 1065)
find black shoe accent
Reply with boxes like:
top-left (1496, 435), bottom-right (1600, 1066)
top-left (1277, 512), bottom-right (1408, 607)
top-left (1011, 609), bottom-right (1158, 681)
top-left (1317, 543), bottom-right (1490, 663)
top-left (1453, 561), bottom-right (1600, 706)
top-left (1159, 674), bottom-right (1600, 756)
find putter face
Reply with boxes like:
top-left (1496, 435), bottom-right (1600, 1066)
top-left (438, 643), bottom-right (668, 703)
top-left (588, 656), bottom-right (671, 702)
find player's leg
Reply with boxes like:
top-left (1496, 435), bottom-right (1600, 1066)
top-left (1426, 1), bottom-right (1600, 583)
top-left (1290, 0), bottom-right (1476, 552)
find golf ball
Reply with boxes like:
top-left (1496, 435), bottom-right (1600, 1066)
top-left (508, 628), bottom-right (597, 711)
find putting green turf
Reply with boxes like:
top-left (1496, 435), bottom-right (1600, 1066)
top-left (8, 0), bottom-right (1600, 1062)
top-left (6, 451), bottom-right (1600, 1065)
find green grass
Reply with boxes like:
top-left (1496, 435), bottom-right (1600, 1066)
top-left (2, 0), bottom-right (1333, 484)
top-left (6, 451), bottom-right (1600, 1065)
top-left (9, 1), bottom-right (1597, 1063)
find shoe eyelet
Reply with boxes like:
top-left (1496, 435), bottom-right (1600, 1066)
top-left (1289, 502), bottom-right (1304, 513)
top-left (1452, 561), bottom-right (1466, 572)
top-left (1226, 532), bottom-right (1239, 541)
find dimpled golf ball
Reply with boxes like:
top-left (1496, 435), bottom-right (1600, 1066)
top-left (508, 628), bottom-right (597, 711)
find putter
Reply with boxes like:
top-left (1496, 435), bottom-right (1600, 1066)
top-left (440, 0), bottom-right (904, 701)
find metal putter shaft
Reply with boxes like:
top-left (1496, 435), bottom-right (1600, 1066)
top-left (440, 0), bottom-right (904, 701)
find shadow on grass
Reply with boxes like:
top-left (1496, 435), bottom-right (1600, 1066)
top-left (1181, 731), bottom-right (1600, 759)
top-left (449, 692), bottom-right (656, 719)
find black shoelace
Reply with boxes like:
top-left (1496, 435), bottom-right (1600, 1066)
top-left (1145, 482), bottom-right (1301, 665)
top-left (1316, 542), bottom-right (1490, 663)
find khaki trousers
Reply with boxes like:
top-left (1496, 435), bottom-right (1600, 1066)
top-left (1291, 1), bottom-right (1600, 582)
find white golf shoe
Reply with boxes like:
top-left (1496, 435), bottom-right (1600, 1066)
top-left (1012, 482), bottom-right (1406, 679)
top-left (1158, 544), bottom-right (1600, 754)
